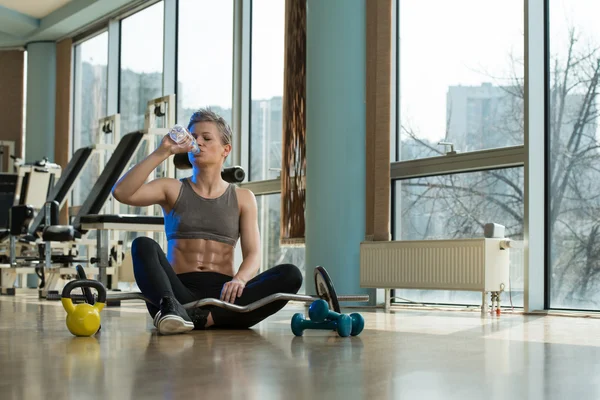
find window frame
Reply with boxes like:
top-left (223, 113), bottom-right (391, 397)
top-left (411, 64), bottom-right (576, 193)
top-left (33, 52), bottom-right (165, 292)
top-left (117, 0), bottom-right (167, 134)
top-left (71, 28), bottom-right (110, 154)
top-left (237, 0), bottom-right (287, 189)
top-left (390, 0), bottom-right (547, 312)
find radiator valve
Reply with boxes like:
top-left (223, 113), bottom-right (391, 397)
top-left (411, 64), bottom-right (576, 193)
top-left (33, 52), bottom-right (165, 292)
top-left (499, 239), bottom-right (524, 250)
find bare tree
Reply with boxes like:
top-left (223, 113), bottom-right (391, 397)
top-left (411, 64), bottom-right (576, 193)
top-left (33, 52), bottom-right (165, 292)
top-left (546, 29), bottom-right (600, 306)
top-left (399, 27), bottom-right (600, 307)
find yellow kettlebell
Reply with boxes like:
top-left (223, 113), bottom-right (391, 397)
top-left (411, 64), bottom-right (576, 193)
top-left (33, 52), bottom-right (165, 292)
top-left (61, 279), bottom-right (107, 337)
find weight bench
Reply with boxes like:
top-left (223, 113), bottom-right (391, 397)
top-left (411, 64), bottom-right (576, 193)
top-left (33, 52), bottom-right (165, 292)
top-left (78, 214), bottom-right (164, 287)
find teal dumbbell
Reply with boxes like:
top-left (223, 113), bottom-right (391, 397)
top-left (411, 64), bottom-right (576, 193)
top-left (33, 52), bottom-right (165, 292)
top-left (348, 313), bottom-right (365, 336)
top-left (309, 299), bottom-right (364, 336)
top-left (291, 313), bottom-right (352, 337)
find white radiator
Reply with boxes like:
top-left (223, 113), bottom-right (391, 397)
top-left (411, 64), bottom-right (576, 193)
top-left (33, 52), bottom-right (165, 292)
top-left (360, 239), bottom-right (510, 293)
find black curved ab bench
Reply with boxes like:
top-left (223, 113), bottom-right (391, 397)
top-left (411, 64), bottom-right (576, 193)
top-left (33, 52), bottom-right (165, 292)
top-left (80, 214), bottom-right (164, 225)
top-left (41, 131), bottom-right (147, 243)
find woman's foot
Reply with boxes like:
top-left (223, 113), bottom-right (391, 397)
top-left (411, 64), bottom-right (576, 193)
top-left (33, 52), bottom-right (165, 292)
top-left (153, 304), bottom-right (214, 331)
top-left (187, 308), bottom-right (213, 329)
top-left (155, 296), bottom-right (194, 335)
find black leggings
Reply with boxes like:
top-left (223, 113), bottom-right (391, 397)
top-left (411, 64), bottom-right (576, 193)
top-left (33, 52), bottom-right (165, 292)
top-left (131, 236), bottom-right (303, 329)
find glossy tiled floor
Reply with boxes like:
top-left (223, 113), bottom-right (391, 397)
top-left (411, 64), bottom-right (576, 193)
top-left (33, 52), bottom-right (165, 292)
top-left (2, 292), bottom-right (600, 400)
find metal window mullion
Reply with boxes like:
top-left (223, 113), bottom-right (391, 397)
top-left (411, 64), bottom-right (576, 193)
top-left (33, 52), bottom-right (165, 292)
top-left (72, 28), bottom-right (108, 47)
top-left (391, 0), bottom-right (400, 247)
top-left (72, 45), bottom-right (83, 152)
top-left (523, 0), bottom-right (546, 312)
top-left (107, 19), bottom-right (120, 116)
top-left (391, 0), bottom-right (399, 163)
top-left (70, 44), bottom-right (82, 207)
top-left (390, 145), bottom-right (525, 180)
top-left (239, 178), bottom-right (280, 195)
top-left (232, 0), bottom-right (251, 175)
top-left (163, 0), bottom-right (176, 99)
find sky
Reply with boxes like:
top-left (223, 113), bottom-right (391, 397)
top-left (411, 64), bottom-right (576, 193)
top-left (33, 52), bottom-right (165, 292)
top-left (79, 0), bottom-right (600, 143)
top-left (400, 0), bottom-right (600, 143)
top-left (399, 0), bottom-right (524, 142)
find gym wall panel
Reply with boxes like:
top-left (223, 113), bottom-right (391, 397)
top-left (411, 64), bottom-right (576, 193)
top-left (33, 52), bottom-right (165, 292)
top-left (55, 38), bottom-right (72, 224)
top-left (365, 0), bottom-right (391, 241)
top-left (365, 2), bottom-right (376, 240)
top-left (55, 38), bottom-right (72, 166)
top-left (0, 50), bottom-right (25, 164)
top-left (305, 0), bottom-right (370, 300)
top-left (25, 42), bottom-right (56, 164)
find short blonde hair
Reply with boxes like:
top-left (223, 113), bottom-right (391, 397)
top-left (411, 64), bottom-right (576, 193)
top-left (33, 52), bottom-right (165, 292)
top-left (187, 108), bottom-right (232, 146)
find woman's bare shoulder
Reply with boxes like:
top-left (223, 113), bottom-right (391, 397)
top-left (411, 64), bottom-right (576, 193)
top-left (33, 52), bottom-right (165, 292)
top-left (234, 187), bottom-right (257, 208)
top-left (158, 177), bottom-right (186, 204)
top-left (157, 177), bottom-right (185, 191)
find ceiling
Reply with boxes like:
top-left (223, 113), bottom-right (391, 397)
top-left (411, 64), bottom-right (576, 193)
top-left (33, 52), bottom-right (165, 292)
top-left (0, 0), bottom-right (138, 48)
top-left (0, 0), bottom-right (73, 19)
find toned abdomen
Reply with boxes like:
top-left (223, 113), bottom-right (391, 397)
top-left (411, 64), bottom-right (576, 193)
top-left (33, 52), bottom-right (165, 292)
top-left (167, 239), bottom-right (235, 276)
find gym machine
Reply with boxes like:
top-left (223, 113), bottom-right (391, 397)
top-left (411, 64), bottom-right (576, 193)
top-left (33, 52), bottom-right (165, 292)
top-left (0, 158), bottom-right (63, 293)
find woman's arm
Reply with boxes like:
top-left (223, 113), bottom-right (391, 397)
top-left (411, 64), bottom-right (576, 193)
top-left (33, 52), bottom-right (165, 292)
top-left (220, 188), bottom-right (261, 303)
top-left (235, 188), bottom-right (261, 282)
top-left (112, 134), bottom-right (194, 207)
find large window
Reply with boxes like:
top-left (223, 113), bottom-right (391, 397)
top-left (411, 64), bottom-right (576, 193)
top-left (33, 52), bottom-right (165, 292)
top-left (391, 1), bottom-right (526, 308)
top-left (244, 2), bottom-right (302, 285)
top-left (549, 0), bottom-right (600, 310)
top-left (177, 0), bottom-right (233, 170)
top-left (393, 168), bottom-right (524, 306)
top-left (256, 194), bottom-right (306, 294)
top-left (118, 1), bottom-right (164, 218)
top-left (177, 0), bottom-right (233, 127)
top-left (72, 31), bottom-right (108, 207)
top-left (397, 1), bottom-right (524, 161)
top-left (249, 0), bottom-right (285, 181)
top-left (119, 2), bottom-right (164, 135)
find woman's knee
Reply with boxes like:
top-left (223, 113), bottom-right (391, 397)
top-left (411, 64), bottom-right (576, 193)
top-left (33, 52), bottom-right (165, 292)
top-left (131, 236), bottom-right (158, 260)
top-left (131, 237), bottom-right (161, 278)
top-left (276, 264), bottom-right (303, 292)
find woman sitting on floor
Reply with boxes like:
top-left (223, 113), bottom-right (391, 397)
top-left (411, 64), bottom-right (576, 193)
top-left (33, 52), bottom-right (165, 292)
top-left (112, 109), bottom-right (302, 335)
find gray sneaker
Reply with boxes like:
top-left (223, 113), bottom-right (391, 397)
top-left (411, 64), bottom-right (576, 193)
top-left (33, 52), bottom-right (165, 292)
top-left (155, 296), bottom-right (194, 335)
top-left (154, 306), bottom-right (211, 330)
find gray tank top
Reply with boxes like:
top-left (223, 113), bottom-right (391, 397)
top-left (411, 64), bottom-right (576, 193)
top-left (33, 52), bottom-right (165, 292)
top-left (164, 178), bottom-right (240, 247)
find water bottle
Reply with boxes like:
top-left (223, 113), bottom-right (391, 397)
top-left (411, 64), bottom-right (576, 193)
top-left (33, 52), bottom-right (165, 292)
top-left (168, 124), bottom-right (200, 154)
